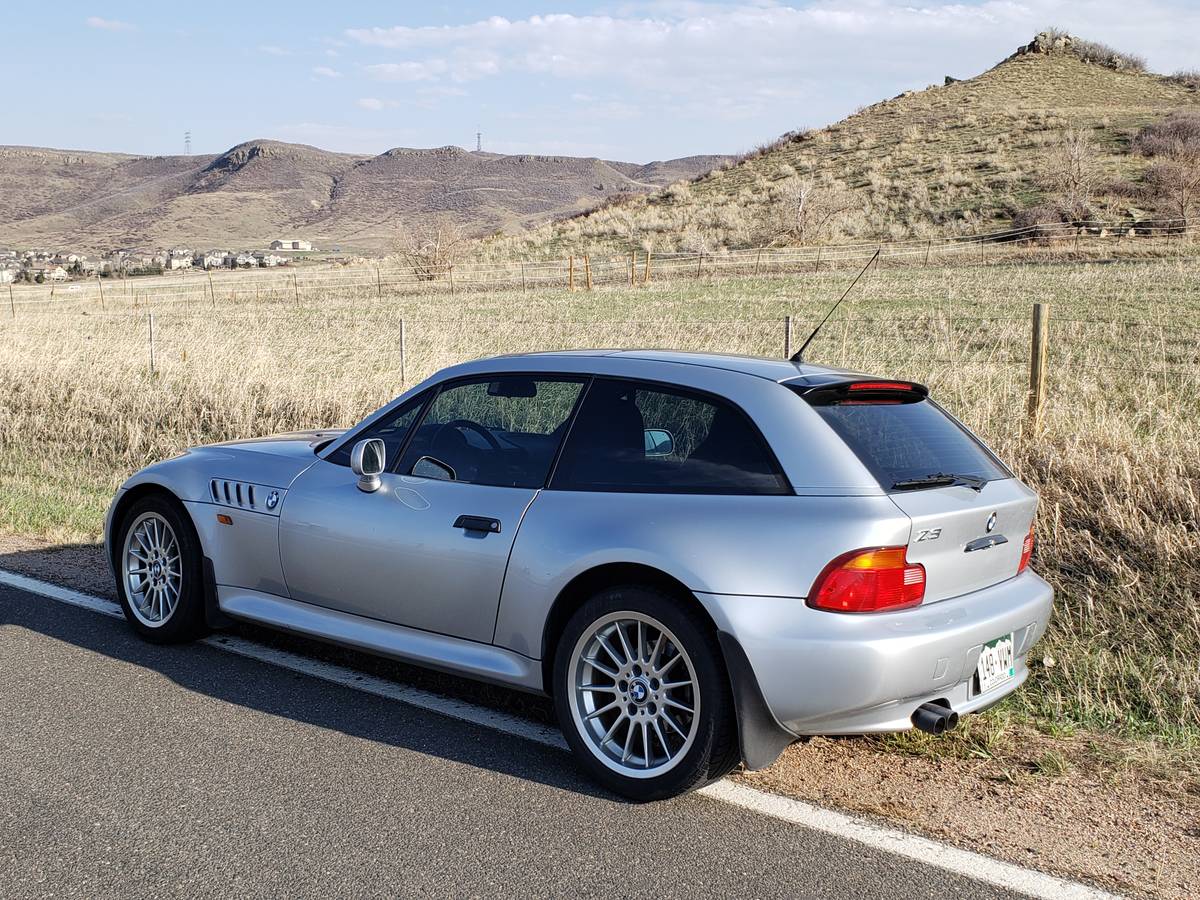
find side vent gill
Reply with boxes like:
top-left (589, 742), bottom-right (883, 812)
top-left (210, 479), bottom-right (260, 511)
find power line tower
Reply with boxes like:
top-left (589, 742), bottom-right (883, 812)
top-left (476, 129), bottom-right (482, 152)
top-left (184, 131), bottom-right (192, 155)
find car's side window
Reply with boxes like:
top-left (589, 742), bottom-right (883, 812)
top-left (398, 376), bottom-right (585, 489)
top-left (551, 378), bottom-right (789, 495)
top-left (325, 393), bottom-right (428, 469)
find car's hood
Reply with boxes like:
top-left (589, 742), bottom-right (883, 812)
top-left (210, 429), bottom-right (345, 459)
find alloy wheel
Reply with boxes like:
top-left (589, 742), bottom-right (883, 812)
top-left (122, 512), bottom-right (183, 627)
top-left (568, 611), bottom-right (700, 778)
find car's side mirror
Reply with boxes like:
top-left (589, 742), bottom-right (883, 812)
top-left (411, 455), bottom-right (456, 482)
top-left (644, 428), bottom-right (675, 457)
top-left (350, 438), bottom-right (386, 492)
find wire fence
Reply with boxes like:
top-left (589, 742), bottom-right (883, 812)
top-left (5, 217), bottom-right (1199, 314)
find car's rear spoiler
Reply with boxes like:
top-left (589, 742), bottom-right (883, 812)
top-left (787, 376), bottom-right (929, 406)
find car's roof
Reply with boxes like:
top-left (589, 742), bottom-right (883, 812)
top-left (494, 349), bottom-right (858, 383)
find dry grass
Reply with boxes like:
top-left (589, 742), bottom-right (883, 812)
top-left (1, 255), bottom-right (1198, 742)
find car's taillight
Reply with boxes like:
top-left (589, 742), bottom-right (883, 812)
top-left (807, 547), bottom-right (926, 613)
top-left (1018, 522), bottom-right (1035, 574)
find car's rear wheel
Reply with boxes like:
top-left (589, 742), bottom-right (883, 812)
top-left (553, 585), bottom-right (739, 801)
top-left (115, 494), bottom-right (208, 643)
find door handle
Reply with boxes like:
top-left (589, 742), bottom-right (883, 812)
top-left (453, 515), bottom-right (501, 534)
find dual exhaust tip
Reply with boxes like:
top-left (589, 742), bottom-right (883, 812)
top-left (911, 701), bottom-right (960, 736)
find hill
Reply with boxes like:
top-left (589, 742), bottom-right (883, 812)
top-left (494, 33), bottom-right (1200, 257)
top-left (0, 141), bottom-right (728, 254)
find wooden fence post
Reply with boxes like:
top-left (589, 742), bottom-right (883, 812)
top-left (815, 246), bottom-right (822, 272)
top-left (642, 249), bottom-right (652, 285)
top-left (924, 239), bottom-right (931, 266)
top-left (96, 275), bottom-right (105, 310)
top-left (753, 247), bottom-right (763, 277)
top-left (207, 270), bottom-right (216, 308)
top-left (148, 313), bottom-right (156, 374)
top-left (568, 256), bottom-right (575, 291)
top-left (584, 255), bottom-right (593, 291)
top-left (1027, 303), bottom-right (1050, 434)
top-left (449, 265), bottom-right (456, 297)
top-left (629, 251), bottom-right (635, 287)
top-left (376, 267), bottom-right (383, 301)
top-left (8, 284), bottom-right (14, 318)
top-left (783, 315), bottom-right (793, 359)
top-left (696, 252), bottom-right (703, 278)
top-left (292, 272), bottom-right (300, 307)
top-left (399, 318), bottom-right (407, 388)
top-left (521, 262), bottom-right (527, 293)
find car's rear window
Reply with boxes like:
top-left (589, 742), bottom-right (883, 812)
top-left (805, 396), bottom-right (1008, 489)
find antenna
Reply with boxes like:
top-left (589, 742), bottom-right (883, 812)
top-left (476, 129), bottom-right (482, 152)
top-left (790, 249), bottom-right (880, 363)
top-left (184, 130), bottom-right (191, 155)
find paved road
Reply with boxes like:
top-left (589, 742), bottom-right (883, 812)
top-left (0, 583), bottom-right (1019, 899)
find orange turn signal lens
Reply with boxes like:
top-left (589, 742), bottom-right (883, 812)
top-left (808, 546), bottom-right (926, 613)
top-left (216, 514), bottom-right (233, 525)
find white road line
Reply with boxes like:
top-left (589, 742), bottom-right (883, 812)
top-left (0, 568), bottom-right (1117, 900)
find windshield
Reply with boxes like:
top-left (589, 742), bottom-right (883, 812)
top-left (803, 395), bottom-right (1008, 490)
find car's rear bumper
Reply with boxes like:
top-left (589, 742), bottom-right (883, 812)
top-left (696, 570), bottom-right (1053, 741)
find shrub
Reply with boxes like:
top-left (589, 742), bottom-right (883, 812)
top-left (1166, 70), bottom-right (1200, 90)
top-left (1071, 38), bottom-right (1146, 72)
top-left (1011, 205), bottom-right (1073, 243)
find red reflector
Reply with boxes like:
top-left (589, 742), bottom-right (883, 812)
top-left (848, 381), bottom-right (914, 392)
top-left (1018, 523), bottom-right (1035, 573)
top-left (808, 547), bottom-right (926, 613)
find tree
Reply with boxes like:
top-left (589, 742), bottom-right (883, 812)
top-left (393, 216), bottom-right (469, 281)
top-left (764, 173), bottom-right (857, 245)
top-left (1043, 128), bottom-right (1100, 221)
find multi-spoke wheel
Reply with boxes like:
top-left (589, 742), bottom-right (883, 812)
top-left (114, 494), bottom-right (208, 643)
top-left (554, 585), bottom-right (739, 801)
top-left (123, 512), bottom-right (183, 627)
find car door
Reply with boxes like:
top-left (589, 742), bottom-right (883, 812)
top-left (278, 374), bottom-right (585, 644)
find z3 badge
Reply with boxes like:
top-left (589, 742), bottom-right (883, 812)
top-left (916, 528), bottom-right (942, 542)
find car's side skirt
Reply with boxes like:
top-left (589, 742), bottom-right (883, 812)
top-left (217, 587), bottom-right (545, 693)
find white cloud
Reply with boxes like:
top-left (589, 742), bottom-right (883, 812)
top-left (312, 66), bottom-right (342, 79)
top-left (344, 2), bottom-right (1200, 95)
top-left (356, 97), bottom-right (389, 110)
top-left (86, 16), bottom-right (134, 32)
top-left (259, 44), bottom-right (290, 56)
top-left (365, 60), bottom-right (448, 82)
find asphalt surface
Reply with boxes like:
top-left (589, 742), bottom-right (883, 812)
top-left (0, 583), bottom-right (1022, 899)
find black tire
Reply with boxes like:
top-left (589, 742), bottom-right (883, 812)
top-left (113, 493), bottom-right (209, 644)
top-left (552, 584), bottom-right (740, 801)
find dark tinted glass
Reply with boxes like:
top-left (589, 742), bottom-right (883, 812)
top-left (326, 393), bottom-right (427, 468)
top-left (552, 379), bottom-right (788, 494)
top-left (398, 376), bottom-right (584, 488)
top-left (811, 398), bottom-right (1007, 488)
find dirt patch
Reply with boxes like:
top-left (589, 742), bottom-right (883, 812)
top-left (736, 732), bottom-right (1199, 898)
top-left (3, 534), bottom-right (1196, 897)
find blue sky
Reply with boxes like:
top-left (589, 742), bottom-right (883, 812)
top-left (4, 1), bottom-right (1197, 162)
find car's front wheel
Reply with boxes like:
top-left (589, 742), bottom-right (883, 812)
top-left (115, 494), bottom-right (208, 643)
top-left (553, 585), bottom-right (739, 801)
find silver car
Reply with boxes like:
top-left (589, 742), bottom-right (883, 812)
top-left (105, 350), bottom-right (1052, 800)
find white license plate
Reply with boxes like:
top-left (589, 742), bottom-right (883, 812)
top-left (976, 633), bottom-right (1015, 694)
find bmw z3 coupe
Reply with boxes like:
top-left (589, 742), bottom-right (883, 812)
top-left (106, 350), bottom-right (1052, 800)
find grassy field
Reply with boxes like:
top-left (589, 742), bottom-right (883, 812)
top-left (1, 255), bottom-right (1198, 748)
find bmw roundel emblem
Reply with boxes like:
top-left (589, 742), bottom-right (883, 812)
top-left (985, 511), bottom-right (997, 533)
top-left (266, 490), bottom-right (280, 510)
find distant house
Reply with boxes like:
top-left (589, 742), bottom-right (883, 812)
top-left (31, 265), bottom-right (69, 281)
top-left (254, 253), bottom-right (287, 267)
top-left (196, 251), bottom-right (226, 270)
top-left (0, 266), bottom-right (17, 284)
top-left (269, 239), bottom-right (312, 251)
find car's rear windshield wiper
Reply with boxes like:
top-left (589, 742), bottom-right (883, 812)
top-left (891, 472), bottom-right (987, 492)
